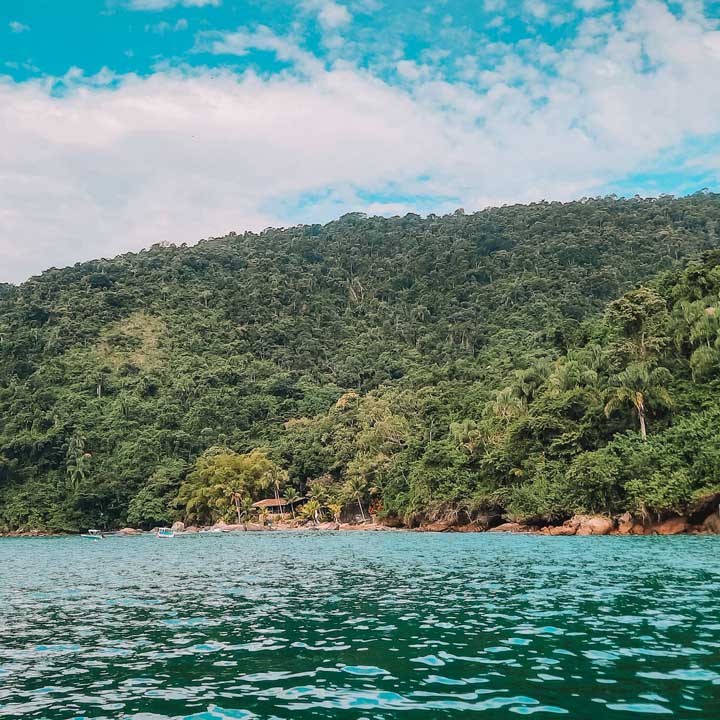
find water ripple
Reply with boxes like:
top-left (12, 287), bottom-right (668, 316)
top-left (0, 533), bottom-right (718, 718)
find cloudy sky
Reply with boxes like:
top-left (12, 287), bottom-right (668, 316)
top-left (1, 0), bottom-right (720, 282)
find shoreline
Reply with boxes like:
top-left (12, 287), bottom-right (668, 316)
top-left (3, 511), bottom-right (720, 538)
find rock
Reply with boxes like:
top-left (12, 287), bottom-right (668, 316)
top-left (244, 522), bottom-right (266, 532)
top-left (653, 517), bottom-right (689, 535)
top-left (614, 513), bottom-right (647, 535)
top-left (171, 521), bottom-right (185, 533)
top-left (687, 492), bottom-right (720, 525)
top-left (118, 527), bottom-right (142, 535)
top-left (573, 515), bottom-right (614, 536)
top-left (381, 515), bottom-right (405, 528)
top-left (184, 525), bottom-right (199, 533)
top-left (565, 516), bottom-right (583, 531)
top-left (476, 514), bottom-right (503, 530)
top-left (548, 524), bottom-right (577, 536)
top-left (488, 522), bottom-right (526, 533)
top-left (419, 520), bottom-right (453, 532)
top-left (701, 513), bottom-right (720, 534)
top-left (617, 512), bottom-right (635, 535)
top-left (316, 521), bottom-right (340, 530)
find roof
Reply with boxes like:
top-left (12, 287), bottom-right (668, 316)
top-left (252, 498), bottom-right (290, 508)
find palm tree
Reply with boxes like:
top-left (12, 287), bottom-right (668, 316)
top-left (228, 485), bottom-right (244, 525)
top-left (268, 468), bottom-right (289, 520)
top-left (66, 432), bottom-right (88, 492)
top-left (344, 475), bottom-right (368, 522)
top-left (285, 490), bottom-right (304, 520)
top-left (300, 498), bottom-right (321, 525)
top-left (485, 386), bottom-right (526, 423)
top-left (239, 496), bottom-right (255, 530)
top-left (604, 363), bottom-right (673, 440)
top-left (328, 502), bottom-right (343, 524)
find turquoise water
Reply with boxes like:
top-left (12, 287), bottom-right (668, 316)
top-left (1, 533), bottom-right (719, 719)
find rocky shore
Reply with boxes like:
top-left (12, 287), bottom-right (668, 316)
top-left (4, 509), bottom-right (720, 538)
top-left (416, 511), bottom-right (720, 536)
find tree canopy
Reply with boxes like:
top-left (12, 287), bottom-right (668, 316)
top-left (1, 194), bottom-right (720, 530)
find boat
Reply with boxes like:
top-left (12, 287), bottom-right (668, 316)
top-left (80, 529), bottom-right (104, 540)
top-left (156, 527), bottom-right (175, 538)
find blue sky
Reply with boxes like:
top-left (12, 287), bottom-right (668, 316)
top-left (1, 0), bottom-right (720, 281)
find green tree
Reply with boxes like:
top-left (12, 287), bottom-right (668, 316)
top-left (284, 490), bottom-right (304, 519)
top-left (300, 498), bottom-right (322, 525)
top-left (606, 287), bottom-right (668, 362)
top-left (177, 447), bottom-right (278, 525)
top-left (127, 460), bottom-right (185, 528)
top-left (65, 432), bottom-right (89, 492)
top-left (604, 364), bottom-right (673, 441)
top-left (343, 474), bottom-right (368, 522)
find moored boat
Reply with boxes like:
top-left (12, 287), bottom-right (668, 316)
top-left (156, 527), bottom-right (175, 538)
top-left (80, 529), bottom-right (104, 540)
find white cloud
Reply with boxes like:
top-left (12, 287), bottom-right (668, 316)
top-left (9, 21), bottom-right (30, 33)
top-left (575, 0), bottom-right (609, 11)
top-left (195, 26), bottom-right (324, 75)
top-left (1, 1), bottom-right (719, 282)
top-left (523, 0), bottom-right (549, 20)
top-left (127, 0), bottom-right (220, 10)
top-left (396, 59), bottom-right (432, 81)
top-left (301, 1), bottom-right (352, 30)
top-left (145, 18), bottom-right (189, 33)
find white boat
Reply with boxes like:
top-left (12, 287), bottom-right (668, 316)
top-left (156, 527), bottom-right (175, 538)
top-left (80, 529), bottom-right (104, 540)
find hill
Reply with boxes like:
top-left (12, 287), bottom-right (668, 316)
top-left (1, 194), bottom-right (720, 531)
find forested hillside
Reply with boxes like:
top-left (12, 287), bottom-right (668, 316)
top-left (1, 194), bottom-right (720, 531)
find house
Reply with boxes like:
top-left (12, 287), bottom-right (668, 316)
top-left (252, 497), bottom-right (306, 515)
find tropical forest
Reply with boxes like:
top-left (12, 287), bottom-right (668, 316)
top-left (2, 193), bottom-right (720, 532)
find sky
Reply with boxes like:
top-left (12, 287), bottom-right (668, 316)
top-left (1, 0), bottom-right (720, 282)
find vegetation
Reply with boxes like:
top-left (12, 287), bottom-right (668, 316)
top-left (1, 194), bottom-right (720, 531)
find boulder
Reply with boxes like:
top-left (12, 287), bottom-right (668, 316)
top-left (171, 521), bottom-right (185, 533)
top-left (419, 520), bottom-right (453, 532)
top-left (548, 524), bottom-right (577, 536)
top-left (244, 522), bottom-right (266, 531)
top-left (118, 527), bottom-right (142, 535)
top-left (184, 525), bottom-right (199, 533)
top-left (477, 514), bottom-right (503, 530)
top-left (316, 521), bottom-right (340, 530)
top-left (701, 513), bottom-right (720, 534)
top-left (573, 515), bottom-right (614, 536)
top-left (617, 512), bottom-right (635, 535)
top-left (614, 513), bottom-right (647, 535)
top-left (653, 517), bottom-right (689, 535)
top-left (687, 492), bottom-right (720, 525)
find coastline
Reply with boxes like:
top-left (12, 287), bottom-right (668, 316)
top-left (3, 511), bottom-right (720, 538)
